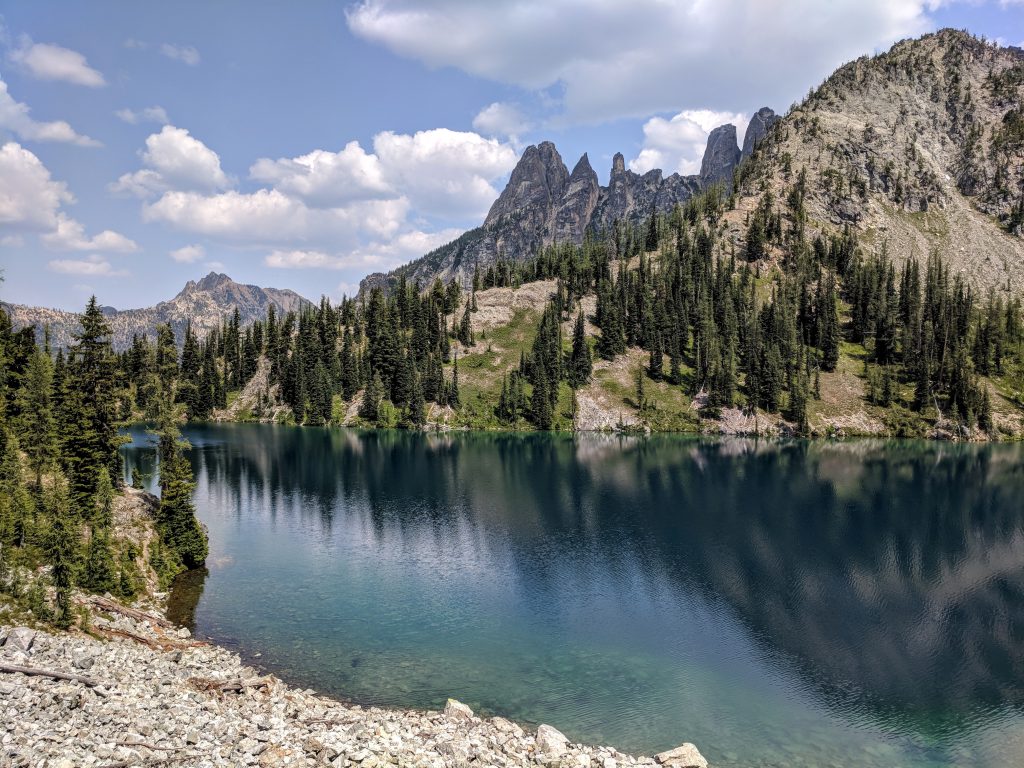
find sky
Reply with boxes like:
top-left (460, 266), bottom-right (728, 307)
top-left (1, 0), bottom-right (1023, 311)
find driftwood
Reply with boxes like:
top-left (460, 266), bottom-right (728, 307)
top-left (0, 662), bottom-right (108, 695)
top-left (81, 595), bottom-right (175, 629)
top-left (92, 624), bottom-right (206, 651)
top-left (189, 675), bottom-right (272, 693)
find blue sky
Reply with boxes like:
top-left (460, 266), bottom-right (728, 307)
top-left (1, 0), bottom-right (1022, 311)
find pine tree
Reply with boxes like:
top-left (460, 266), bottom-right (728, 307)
top-left (155, 402), bottom-right (208, 576)
top-left (360, 372), bottom-right (384, 423)
top-left (568, 311), bottom-right (592, 388)
top-left (16, 347), bottom-right (56, 486)
top-left (449, 353), bottom-right (461, 407)
top-left (47, 473), bottom-right (77, 628)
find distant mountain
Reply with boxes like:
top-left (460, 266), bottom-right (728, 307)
top-left (360, 107), bottom-right (776, 293)
top-left (3, 272), bottom-right (311, 351)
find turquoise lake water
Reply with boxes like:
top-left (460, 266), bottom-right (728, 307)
top-left (121, 425), bottom-right (1024, 767)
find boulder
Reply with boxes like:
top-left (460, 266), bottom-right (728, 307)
top-left (654, 743), bottom-right (708, 768)
top-left (535, 724), bottom-right (569, 757)
top-left (4, 627), bottom-right (36, 654)
top-left (443, 698), bottom-right (474, 720)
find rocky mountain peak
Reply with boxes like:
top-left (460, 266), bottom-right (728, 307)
top-left (570, 152), bottom-right (594, 179)
top-left (700, 124), bottom-right (741, 189)
top-left (484, 141), bottom-right (569, 228)
top-left (194, 271), bottom-right (234, 292)
top-left (611, 152), bottom-right (626, 176)
top-left (741, 107), bottom-right (779, 160)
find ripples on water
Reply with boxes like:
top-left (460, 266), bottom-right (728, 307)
top-left (122, 426), bottom-right (1024, 768)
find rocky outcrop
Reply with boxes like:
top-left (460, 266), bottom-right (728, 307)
top-left (0, 618), bottom-right (706, 767)
top-left (740, 107), bottom-right (779, 161)
top-left (699, 124), bottom-right (741, 189)
top-left (4, 272), bottom-right (311, 351)
top-left (552, 153), bottom-right (600, 244)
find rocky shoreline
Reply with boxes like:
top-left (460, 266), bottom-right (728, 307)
top-left (1, 602), bottom-right (708, 768)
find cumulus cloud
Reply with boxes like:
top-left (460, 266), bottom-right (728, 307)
top-left (143, 189), bottom-right (409, 245)
top-left (0, 141), bottom-right (73, 230)
top-left (373, 128), bottom-right (517, 219)
top-left (0, 77), bottom-right (100, 146)
top-left (473, 102), bottom-right (532, 139)
top-left (0, 141), bottom-right (137, 258)
top-left (111, 125), bottom-right (230, 197)
top-left (160, 43), bottom-right (200, 66)
top-left (41, 214), bottom-right (138, 252)
top-left (630, 109), bottom-right (748, 175)
top-left (8, 38), bottom-right (105, 87)
top-left (116, 106), bottom-right (170, 125)
top-left (169, 244), bottom-right (205, 263)
top-left (48, 254), bottom-right (126, 276)
top-left (265, 228), bottom-right (462, 273)
top-left (347, 0), bottom-right (936, 122)
top-left (249, 141), bottom-right (392, 207)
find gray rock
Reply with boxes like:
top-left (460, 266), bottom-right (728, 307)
top-left (700, 124), bottom-right (741, 190)
top-left (443, 698), bottom-right (474, 720)
top-left (741, 107), bottom-right (779, 161)
top-left (654, 743), bottom-right (708, 768)
top-left (535, 724), bottom-right (569, 757)
top-left (4, 627), bottom-right (35, 653)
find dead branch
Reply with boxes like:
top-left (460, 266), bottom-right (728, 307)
top-left (0, 662), bottom-right (108, 695)
top-left (80, 595), bottom-right (176, 629)
top-left (188, 675), bottom-right (272, 693)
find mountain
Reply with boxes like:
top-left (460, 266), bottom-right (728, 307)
top-left (732, 28), bottom-right (1024, 293)
top-left (4, 272), bottom-right (311, 351)
top-left (360, 107), bottom-right (776, 293)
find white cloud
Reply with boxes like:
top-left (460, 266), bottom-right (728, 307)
top-left (169, 244), bottom-right (205, 263)
top-left (347, 0), bottom-right (936, 122)
top-left (111, 125), bottom-right (230, 197)
top-left (0, 141), bottom-right (137, 260)
top-left (630, 109), bottom-right (748, 176)
top-left (249, 141), bottom-right (392, 207)
top-left (265, 228), bottom-right (463, 273)
top-left (143, 189), bottom-right (409, 244)
top-left (373, 128), bottom-right (517, 219)
top-left (41, 214), bottom-right (138, 252)
top-left (160, 43), bottom-right (200, 66)
top-left (473, 102), bottom-right (532, 139)
top-left (8, 38), bottom-right (105, 87)
top-left (0, 141), bottom-right (73, 230)
top-left (0, 77), bottom-right (100, 146)
top-left (47, 254), bottom-right (126, 276)
top-left (116, 106), bottom-right (170, 125)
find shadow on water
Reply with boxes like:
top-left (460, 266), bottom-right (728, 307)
top-left (121, 425), bottom-right (1024, 766)
top-left (165, 567), bottom-right (208, 630)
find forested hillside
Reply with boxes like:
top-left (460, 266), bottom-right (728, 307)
top-left (0, 299), bottom-right (207, 627)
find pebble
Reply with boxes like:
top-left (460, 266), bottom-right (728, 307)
top-left (0, 618), bottom-right (706, 768)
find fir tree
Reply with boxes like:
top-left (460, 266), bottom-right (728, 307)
top-left (568, 311), bottom-right (592, 388)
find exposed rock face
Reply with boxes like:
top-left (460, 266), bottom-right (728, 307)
top-left (741, 107), bottom-right (779, 160)
top-left (700, 124), bottom-right (741, 188)
top-left (553, 152), bottom-right (601, 244)
top-left (4, 272), bottom-right (310, 351)
top-left (737, 28), bottom-right (1024, 293)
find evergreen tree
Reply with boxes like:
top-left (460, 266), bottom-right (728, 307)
top-left (360, 371), bottom-right (384, 423)
top-left (16, 347), bottom-right (56, 486)
top-left (568, 311), bottom-right (592, 388)
top-left (47, 473), bottom-right (77, 628)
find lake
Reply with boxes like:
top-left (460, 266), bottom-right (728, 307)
top-left (121, 424), bottom-right (1024, 767)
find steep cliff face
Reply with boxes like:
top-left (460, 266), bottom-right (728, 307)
top-left (700, 124), bottom-right (742, 188)
top-left (5, 272), bottom-right (311, 351)
top-left (741, 107), bottom-right (779, 160)
top-left (735, 29), bottom-right (1024, 292)
top-left (552, 153), bottom-right (600, 244)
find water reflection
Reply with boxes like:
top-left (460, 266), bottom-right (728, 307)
top-left (122, 426), bottom-right (1024, 766)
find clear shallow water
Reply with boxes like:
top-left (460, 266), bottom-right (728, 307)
top-left (121, 425), bottom-right (1024, 767)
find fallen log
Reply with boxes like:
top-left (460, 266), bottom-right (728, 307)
top-left (0, 662), bottom-right (108, 695)
top-left (93, 624), bottom-right (206, 651)
top-left (189, 675), bottom-right (272, 693)
top-left (80, 595), bottom-right (175, 629)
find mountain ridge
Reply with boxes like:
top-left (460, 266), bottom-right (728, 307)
top-left (4, 271), bottom-right (311, 351)
top-left (360, 107), bottom-right (775, 293)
